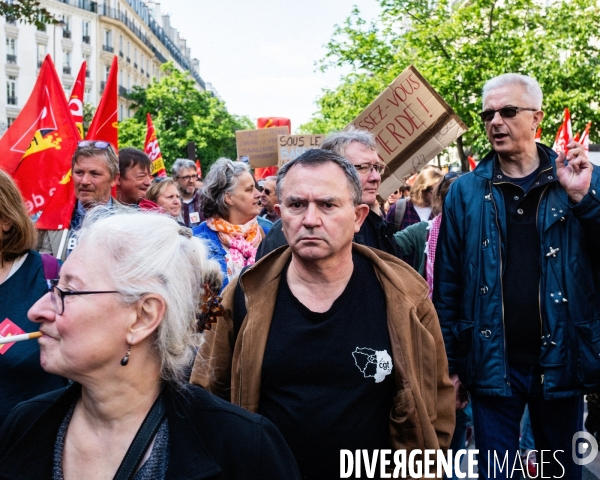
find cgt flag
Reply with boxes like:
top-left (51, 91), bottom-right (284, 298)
top-left (144, 113), bottom-right (167, 177)
top-left (553, 107), bottom-right (573, 154)
top-left (86, 55), bottom-right (118, 150)
top-left (69, 61), bottom-right (86, 139)
top-left (0, 55), bottom-right (79, 216)
top-left (37, 62), bottom-right (89, 229)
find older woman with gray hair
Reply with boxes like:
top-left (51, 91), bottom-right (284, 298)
top-left (0, 210), bottom-right (299, 479)
top-left (193, 158), bottom-right (272, 290)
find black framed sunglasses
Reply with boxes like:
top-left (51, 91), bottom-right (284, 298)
top-left (47, 279), bottom-right (120, 315)
top-left (479, 106), bottom-right (538, 123)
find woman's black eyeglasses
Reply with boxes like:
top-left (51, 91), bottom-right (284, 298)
top-left (47, 279), bottom-right (120, 315)
top-left (479, 106), bottom-right (537, 123)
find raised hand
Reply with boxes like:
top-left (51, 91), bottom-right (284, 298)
top-left (556, 141), bottom-right (592, 204)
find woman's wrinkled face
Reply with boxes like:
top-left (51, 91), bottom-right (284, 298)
top-left (27, 242), bottom-right (134, 381)
top-left (156, 183), bottom-right (182, 218)
top-left (225, 171), bottom-right (261, 224)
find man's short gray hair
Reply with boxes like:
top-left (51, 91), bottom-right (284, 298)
top-left (171, 159), bottom-right (196, 178)
top-left (320, 125), bottom-right (377, 157)
top-left (482, 74), bottom-right (543, 110)
top-left (198, 158), bottom-right (250, 219)
top-left (72, 145), bottom-right (119, 180)
top-left (75, 208), bottom-right (222, 387)
top-left (276, 149), bottom-right (362, 206)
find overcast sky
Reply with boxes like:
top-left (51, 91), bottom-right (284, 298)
top-left (156, 0), bottom-right (381, 132)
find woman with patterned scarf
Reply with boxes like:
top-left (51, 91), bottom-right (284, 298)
top-left (193, 158), bottom-right (272, 290)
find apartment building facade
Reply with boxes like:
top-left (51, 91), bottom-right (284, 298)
top-left (0, 0), bottom-right (208, 136)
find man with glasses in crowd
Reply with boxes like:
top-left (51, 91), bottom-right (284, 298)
top-left (256, 126), bottom-right (401, 259)
top-left (38, 141), bottom-right (121, 261)
top-left (172, 158), bottom-right (204, 228)
top-left (259, 176), bottom-right (279, 223)
top-left (434, 73), bottom-right (600, 479)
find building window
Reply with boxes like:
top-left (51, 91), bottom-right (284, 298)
top-left (37, 44), bottom-right (46, 68)
top-left (62, 15), bottom-right (71, 38)
top-left (82, 21), bottom-right (90, 43)
top-left (119, 104), bottom-right (124, 120)
top-left (84, 88), bottom-right (91, 103)
top-left (7, 76), bottom-right (17, 105)
top-left (63, 51), bottom-right (71, 75)
top-left (6, 38), bottom-right (16, 64)
top-left (103, 30), bottom-right (113, 52)
top-left (7, 117), bottom-right (16, 127)
top-left (105, 65), bottom-right (111, 81)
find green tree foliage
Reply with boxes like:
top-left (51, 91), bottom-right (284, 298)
top-left (0, 0), bottom-right (55, 29)
top-left (301, 0), bottom-right (600, 170)
top-left (119, 62), bottom-right (253, 174)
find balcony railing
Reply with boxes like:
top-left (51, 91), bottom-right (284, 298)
top-left (86, 69), bottom-right (91, 78)
top-left (146, 73), bottom-right (149, 78)
top-left (37, 60), bottom-right (43, 68)
top-left (82, 35), bottom-right (90, 44)
top-left (7, 96), bottom-right (17, 105)
top-left (102, 45), bottom-right (114, 53)
top-left (63, 66), bottom-right (71, 75)
top-left (6, 54), bottom-right (17, 64)
top-left (141, 68), bottom-right (144, 74)
top-left (6, 16), bottom-right (16, 25)
top-left (118, 85), bottom-right (128, 96)
top-left (62, 30), bottom-right (71, 39)
top-left (100, 81), bottom-right (106, 93)
top-left (134, 62), bottom-right (138, 69)
top-left (126, 57), bottom-right (131, 63)
top-left (119, 50), bottom-right (123, 58)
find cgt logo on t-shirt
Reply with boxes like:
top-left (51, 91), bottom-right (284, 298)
top-left (352, 347), bottom-right (393, 383)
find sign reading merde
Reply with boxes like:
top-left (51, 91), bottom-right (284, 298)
top-left (348, 65), bottom-right (467, 198)
top-left (277, 134), bottom-right (325, 165)
top-left (236, 126), bottom-right (289, 168)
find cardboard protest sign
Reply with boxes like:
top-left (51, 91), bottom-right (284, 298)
top-left (236, 127), bottom-right (289, 168)
top-left (277, 134), bottom-right (325, 165)
top-left (348, 65), bottom-right (467, 198)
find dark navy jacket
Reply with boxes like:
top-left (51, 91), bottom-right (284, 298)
top-left (433, 143), bottom-right (600, 399)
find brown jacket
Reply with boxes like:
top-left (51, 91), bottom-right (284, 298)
top-left (191, 244), bottom-right (455, 454)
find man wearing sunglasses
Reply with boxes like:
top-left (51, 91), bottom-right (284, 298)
top-left (38, 141), bottom-right (121, 261)
top-left (172, 158), bottom-right (204, 228)
top-left (434, 73), bottom-right (600, 479)
top-left (259, 176), bottom-right (279, 223)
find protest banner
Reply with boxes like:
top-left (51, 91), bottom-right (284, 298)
top-left (277, 134), bottom-right (325, 165)
top-left (348, 65), bottom-right (467, 198)
top-left (236, 126), bottom-right (288, 168)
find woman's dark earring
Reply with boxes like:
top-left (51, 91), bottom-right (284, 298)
top-left (120, 344), bottom-right (131, 366)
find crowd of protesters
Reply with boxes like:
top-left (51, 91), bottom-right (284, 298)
top-left (0, 73), bottom-right (599, 479)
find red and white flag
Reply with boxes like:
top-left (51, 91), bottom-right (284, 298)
top-left (553, 108), bottom-right (572, 154)
top-left (69, 61), bottom-right (86, 139)
top-left (0, 55), bottom-right (79, 218)
top-left (86, 55), bottom-right (118, 150)
top-left (579, 122), bottom-right (591, 152)
top-left (144, 113), bottom-right (167, 177)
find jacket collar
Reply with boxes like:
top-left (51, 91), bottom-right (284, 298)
top-left (474, 142), bottom-right (558, 180)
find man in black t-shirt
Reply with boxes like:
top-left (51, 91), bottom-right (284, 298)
top-left (191, 149), bottom-right (454, 479)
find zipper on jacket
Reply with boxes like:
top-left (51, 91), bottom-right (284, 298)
top-left (490, 181), bottom-right (509, 387)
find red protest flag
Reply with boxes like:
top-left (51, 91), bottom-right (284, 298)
top-left (195, 159), bottom-right (202, 178)
top-left (535, 127), bottom-right (542, 143)
top-left (0, 55), bottom-right (79, 216)
top-left (579, 122), bottom-right (591, 152)
top-left (69, 61), bottom-right (86, 139)
top-left (468, 156), bottom-right (477, 171)
top-left (86, 55), bottom-right (118, 150)
top-left (553, 108), bottom-right (572, 154)
top-left (255, 117), bottom-right (291, 180)
top-left (144, 113), bottom-right (167, 177)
